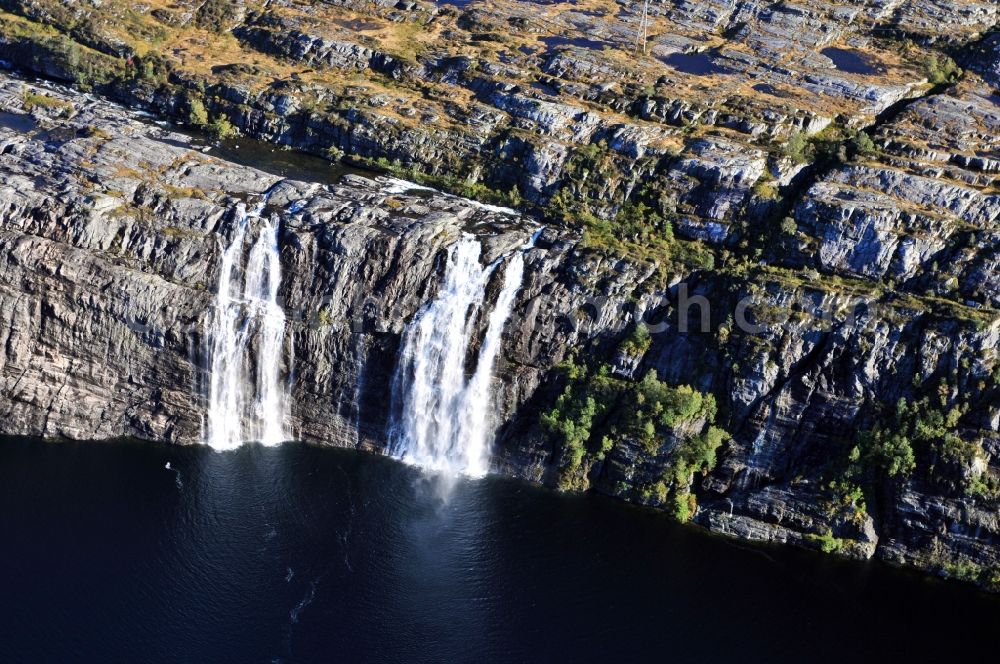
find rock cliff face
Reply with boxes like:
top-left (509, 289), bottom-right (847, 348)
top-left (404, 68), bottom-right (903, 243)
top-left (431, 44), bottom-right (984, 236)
top-left (0, 0), bottom-right (999, 592)
top-left (1, 72), bottom-right (998, 590)
top-left (0, 75), bottom-right (526, 447)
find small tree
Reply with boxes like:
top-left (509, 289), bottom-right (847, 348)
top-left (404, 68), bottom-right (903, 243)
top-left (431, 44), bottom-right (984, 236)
top-left (207, 115), bottom-right (237, 139)
top-left (780, 216), bottom-right (798, 236)
top-left (783, 131), bottom-right (813, 164)
top-left (923, 54), bottom-right (961, 85)
top-left (187, 97), bottom-right (209, 127)
top-left (849, 131), bottom-right (877, 158)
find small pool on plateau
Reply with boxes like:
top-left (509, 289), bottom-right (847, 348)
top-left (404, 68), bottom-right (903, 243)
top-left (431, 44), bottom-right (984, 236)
top-left (658, 51), bottom-right (732, 76)
top-left (0, 111), bottom-right (37, 133)
top-left (540, 35), bottom-right (608, 51)
top-left (821, 47), bottom-right (878, 75)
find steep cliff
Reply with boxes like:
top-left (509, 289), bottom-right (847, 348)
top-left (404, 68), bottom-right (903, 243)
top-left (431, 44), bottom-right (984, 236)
top-left (1, 70), bottom-right (998, 590)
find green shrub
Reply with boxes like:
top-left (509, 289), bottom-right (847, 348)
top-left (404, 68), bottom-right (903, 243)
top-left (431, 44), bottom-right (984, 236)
top-left (614, 200), bottom-right (665, 241)
top-left (752, 174), bottom-right (780, 200)
top-left (782, 131), bottom-right (813, 164)
top-left (187, 96), bottom-right (209, 127)
top-left (195, 0), bottom-right (245, 33)
top-left (779, 216), bottom-right (798, 235)
top-left (325, 144), bottom-right (345, 161)
top-left (620, 323), bottom-right (652, 356)
top-left (671, 491), bottom-right (697, 522)
top-left (540, 359), bottom-right (727, 507)
top-left (923, 54), bottom-right (961, 85)
top-left (806, 530), bottom-right (845, 554)
top-left (856, 428), bottom-right (916, 479)
top-left (22, 90), bottom-right (72, 115)
top-left (684, 426), bottom-right (728, 474)
top-left (849, 131), bottom-right (877, 158)
top-left (207, 115), bottom-right (237, 139)
top-left (843, 397), bottom-right (994, 500)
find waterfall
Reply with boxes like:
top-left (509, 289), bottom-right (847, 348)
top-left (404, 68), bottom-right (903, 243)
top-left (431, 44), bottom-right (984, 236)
top-left (389, 232), bottom-right (536, 476)
top-left (206, 198), bottom-right (289, 450)
top-left (244, 213), bottom-right (287, 445)
top-left (456, 248), bottom-right (525, 475)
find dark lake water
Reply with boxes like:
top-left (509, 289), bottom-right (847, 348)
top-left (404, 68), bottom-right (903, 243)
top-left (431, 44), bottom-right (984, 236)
top-left (539, 35), bottom-right (609, 52)
top-left (821, 47), bottom-right (879, 75)
top-left (2, 437), bottom-right (998, 663)
top-left (658, 51), bottom-right (733, 76)
top-left (0, 111), bottom-right (37, 133)
top-left (189, 137), bottom-right (356, 187)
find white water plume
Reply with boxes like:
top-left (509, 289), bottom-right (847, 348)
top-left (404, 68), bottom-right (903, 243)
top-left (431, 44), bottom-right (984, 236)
top-left (390, 231), bottom-right (537, 476)
top-left (206, 197), bottom-right (289, 450)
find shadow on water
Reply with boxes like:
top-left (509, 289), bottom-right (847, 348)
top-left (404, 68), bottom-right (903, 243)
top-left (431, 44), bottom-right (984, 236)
top-left (1, 437), bottom-right (998, 663)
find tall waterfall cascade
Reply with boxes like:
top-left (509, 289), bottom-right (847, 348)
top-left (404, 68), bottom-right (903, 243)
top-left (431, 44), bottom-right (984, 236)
top-left (206, 197), bottom-right (290, 451)
top-left (390, 231), bottom-right (538, 476)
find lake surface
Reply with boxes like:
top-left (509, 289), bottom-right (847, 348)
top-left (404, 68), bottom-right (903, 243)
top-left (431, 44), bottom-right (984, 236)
top-left (658, 51), bottom-right (733, 76)
top-left (539, 35), bottom-right (609, 52)
top-left (1, 437), bottom-right (998, 663)
top-left (821, 47), bottom-right (879, 75)
top-left (193, 137), bottom-right (356, 187)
